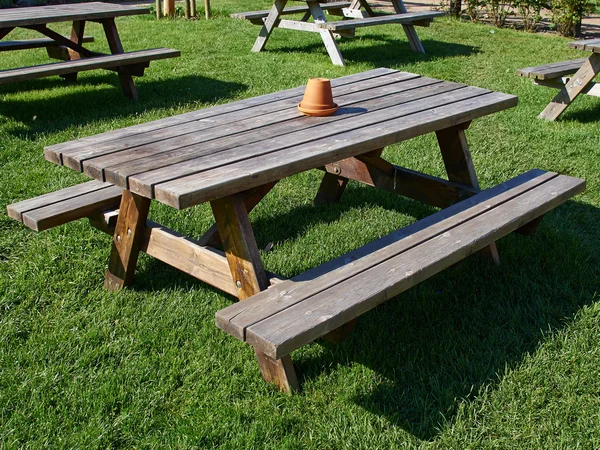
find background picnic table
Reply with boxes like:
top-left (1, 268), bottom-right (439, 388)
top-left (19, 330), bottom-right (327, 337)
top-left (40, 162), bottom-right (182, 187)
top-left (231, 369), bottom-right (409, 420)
top-left (0, 0), bottom-right (599, 447)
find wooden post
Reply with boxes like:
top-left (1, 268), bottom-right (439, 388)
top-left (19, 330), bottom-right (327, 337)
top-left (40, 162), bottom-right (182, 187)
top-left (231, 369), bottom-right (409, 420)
top-left (190, 0), bottom-right (196, 17)
top-left (164, 0), bottom-right (175, 17)
top-left (155, 0), bottom-right (162, 19)
top-left (104, 191), bottom-right (151, 291)
top-left (204, 0), bottom-right (211, 19)
top-left (184, 0), bottom-right (190, 19)
top-left (436, 124), bottom-right (500, 264)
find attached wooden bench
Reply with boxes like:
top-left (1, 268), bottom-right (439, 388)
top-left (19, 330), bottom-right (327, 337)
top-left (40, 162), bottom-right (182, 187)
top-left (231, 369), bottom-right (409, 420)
top-left (0, 48), bottom-right (180, 85)
top-left (216, 169), bottom-right (585, 392)
top-left (232, 2), bottom-right (351, 25)
top-left (515, 58), bottom-right (588, 81)
top-left (319, 10), bottom-right (444, 31)
top-left (516, 56), bottom-right (600, 119)
top-left (6, 180), bottom-right (122, 232)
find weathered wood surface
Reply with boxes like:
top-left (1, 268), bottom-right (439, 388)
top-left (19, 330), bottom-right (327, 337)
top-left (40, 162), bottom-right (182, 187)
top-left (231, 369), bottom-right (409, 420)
top-left (319, 11), bottom-right (443, 31)
top-left (6, 180), bottom-right (122, 232)
top-left (231, 2), bottom-right (350, 20)
top-left (44, 69), bottom-right (517, 211)
top-left (515, 58), bottom-right (588, 80)
top-left (0, 48), bottom-right (180, 84)
top-left (0, 2), bottom-right (149, 28)
top-left (0, 35), bottom-right (93, 52)
top-left (215, 170), bottom-right (585, 360)
top-left (568, 38), bottom-right (600, 53)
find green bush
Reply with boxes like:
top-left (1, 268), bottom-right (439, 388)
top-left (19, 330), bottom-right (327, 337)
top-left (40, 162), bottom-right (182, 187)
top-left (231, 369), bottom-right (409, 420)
top-left (551, 0), bottom-right (598, 36)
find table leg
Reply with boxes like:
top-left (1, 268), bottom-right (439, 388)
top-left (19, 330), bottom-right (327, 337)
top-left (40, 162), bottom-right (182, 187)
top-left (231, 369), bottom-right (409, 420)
top-left (252, 0), bottom-right (287, 53)
top-left (61, 21), bottom-right (86, 82)
top-left (101, 18), bottom-right (138, 99)
top-left (105, 190), bottom-right (151, 291)
top-left (307, 1), bottom-right (345, 66)
top-left (436, 124), bottom-right (500, 264)
top-left (389, 0), bottom-right (425, 54)
top-left (211, 193), bottom-right (299, 392)
top-left (539, 53), bottom-right (600, 121)
top-left (199, 181), bottom-right (277, 248)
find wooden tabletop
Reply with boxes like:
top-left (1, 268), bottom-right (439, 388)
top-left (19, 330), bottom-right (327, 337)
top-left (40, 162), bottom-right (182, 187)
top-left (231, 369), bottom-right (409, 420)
top-left (0, 2), bottom-right (149, 28)
top-left (568, 38), bottom-right (600, 53)
top-left (45, 68), bottom-right (518, 210)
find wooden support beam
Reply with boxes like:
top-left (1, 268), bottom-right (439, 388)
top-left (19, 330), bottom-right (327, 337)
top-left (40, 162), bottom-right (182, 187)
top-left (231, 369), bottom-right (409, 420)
top-left (101, 18), bottom-right (138, 99)
top-left (104, 191), bottom-right (150, 291)
top-left (436, 124), bottom-right (500, 264)
top-left (211, 194), bottom-right (269, 300)
top-left (539, 53), bottom-right (600, 121)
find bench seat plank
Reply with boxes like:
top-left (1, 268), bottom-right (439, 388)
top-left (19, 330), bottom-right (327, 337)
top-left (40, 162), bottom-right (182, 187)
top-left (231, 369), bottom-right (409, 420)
top-left (216, 170), bottom-right (585, 359)
top-left (319, 11), bottom-right (444, 31)
top-left (231, 2), bottom-right (351, 20)
top-left (515, 58), bottom-right (588, 80)
top-left (0, 48), bottom-right (180, 84)
top-left (0, 36), bottom-right (94, 52)
top-left (568, 38), bottom-right (600, 53)
top-left (7, 180), bottom-right (122, 231)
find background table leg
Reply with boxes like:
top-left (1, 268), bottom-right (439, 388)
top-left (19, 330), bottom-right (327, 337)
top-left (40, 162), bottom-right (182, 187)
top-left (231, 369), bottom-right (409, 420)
top-left (61, 20), bottom-right (85, 82)
top-left (105, 191), bottom-right (150, 291)
top-left (539, 53), bottom-right (600, 121)
top-left (252, 0), bottom-right (287, 52)
top-left (436, 124), bottom-right (500, 264)
top-left (101, 18), bottom-right (138, 99)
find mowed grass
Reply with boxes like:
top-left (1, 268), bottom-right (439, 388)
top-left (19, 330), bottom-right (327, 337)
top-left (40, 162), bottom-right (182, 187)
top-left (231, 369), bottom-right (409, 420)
top-left (1, 1), bottom-right (599, 447)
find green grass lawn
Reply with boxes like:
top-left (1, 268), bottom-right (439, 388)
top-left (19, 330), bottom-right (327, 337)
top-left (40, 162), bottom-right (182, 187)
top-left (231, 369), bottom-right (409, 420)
top-left (1, 1), bottom-right (599, 448)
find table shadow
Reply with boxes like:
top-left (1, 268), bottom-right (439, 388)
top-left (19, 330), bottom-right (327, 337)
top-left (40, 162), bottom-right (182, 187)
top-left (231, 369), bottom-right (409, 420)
top-left (0, 73), bottom-right (246, 137)
top-left (270, 37), bottom-right (478, 66)
top-left (557, 103), bottom-right (600, 123)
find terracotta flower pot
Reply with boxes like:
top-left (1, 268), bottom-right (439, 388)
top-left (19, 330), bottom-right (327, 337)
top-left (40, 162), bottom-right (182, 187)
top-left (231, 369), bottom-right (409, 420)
top-left (298, 78), bottom-right (338, 117)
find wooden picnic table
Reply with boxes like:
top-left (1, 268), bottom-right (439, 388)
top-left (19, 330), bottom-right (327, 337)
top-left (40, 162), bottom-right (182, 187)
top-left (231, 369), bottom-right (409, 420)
top-left (516, 38), bottom-right (600, 121)
top-left (41, 67), bottom-right (518, 297)
top-left (10, 68), bottom-right (586, 392)
top-left (232, 0), bottom-right (444, 66)
top-left (0, 2), bottom-right (180, 99)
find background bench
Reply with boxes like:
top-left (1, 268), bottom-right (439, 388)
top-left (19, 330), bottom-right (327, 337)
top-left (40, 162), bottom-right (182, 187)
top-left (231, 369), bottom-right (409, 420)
top-left (216, 169), bottom-right (585, 392)
top-left (0, 48), bottom-right (180, 85)
top-left (231, 2), bottom-right (351, 24)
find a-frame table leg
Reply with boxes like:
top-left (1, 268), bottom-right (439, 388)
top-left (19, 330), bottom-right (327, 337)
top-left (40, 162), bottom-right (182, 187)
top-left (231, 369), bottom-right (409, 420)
top-left (61, 20), bottom-right (86, 82)
top-left (211, 193), bottom-right (299, 393)
top-left (307, 0), bottom-right (345, 66)
top-left (539, 53), bottom-right (600, 121)
top-left (252, 0), bottom-right (288, 52)
top-left (389, 0), bottom-right (425, 54)
top-left (105, 190), bottom-right (151, 291)
top-left (436, 123), bottom-right (500, 264)
top-left (101, 18), bottom-right (138, 99)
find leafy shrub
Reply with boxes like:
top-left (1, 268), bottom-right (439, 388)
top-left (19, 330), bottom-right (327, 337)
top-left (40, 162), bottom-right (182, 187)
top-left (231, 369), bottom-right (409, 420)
top-left (551, 0), bottom-right (598, 35)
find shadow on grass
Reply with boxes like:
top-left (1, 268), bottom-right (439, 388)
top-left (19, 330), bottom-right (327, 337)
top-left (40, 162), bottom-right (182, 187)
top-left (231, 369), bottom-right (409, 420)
top-left (0, 73), bottom-right (246, 136)
top-left (558, 102), bottom-right (600, 123)
top-left (270, 37), bottom-right (478, 66)
top-left (291, 199), bottom-right (599, 441)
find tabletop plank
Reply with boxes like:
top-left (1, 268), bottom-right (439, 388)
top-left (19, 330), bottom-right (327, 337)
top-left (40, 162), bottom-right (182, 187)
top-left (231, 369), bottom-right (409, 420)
top-left (117, 78), bottom-right (468, 195)
top-left (151, 90), bottom-right (517, 209)
top-left (82, 74), bottom-right (433, 180)
top-left (0, 2), bottom-right (149, 28)
top-left (63, 71), bottom-right (420, 172)
top-left (45, 67), bottom-right (396, 164)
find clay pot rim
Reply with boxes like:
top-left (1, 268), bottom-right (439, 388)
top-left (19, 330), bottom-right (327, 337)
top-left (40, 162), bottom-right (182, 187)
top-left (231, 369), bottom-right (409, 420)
top-left (298, 102), bottom-right (339, 116)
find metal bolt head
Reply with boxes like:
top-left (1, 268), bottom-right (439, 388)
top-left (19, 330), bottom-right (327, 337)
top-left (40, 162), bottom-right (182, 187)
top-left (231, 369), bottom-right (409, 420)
top-left (236, 281), bottom-right (242, 289)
